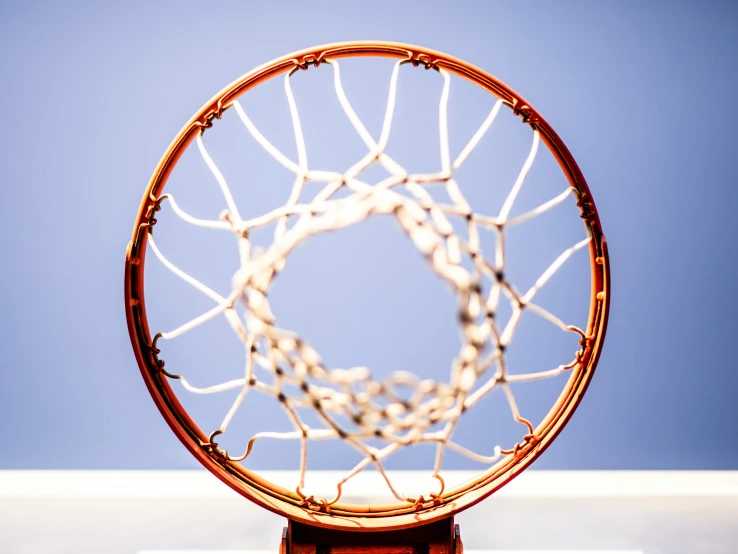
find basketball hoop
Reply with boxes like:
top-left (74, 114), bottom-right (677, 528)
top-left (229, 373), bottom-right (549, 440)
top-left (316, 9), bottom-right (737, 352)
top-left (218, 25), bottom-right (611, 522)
top-left (125, 41), bottom-right (609, 550)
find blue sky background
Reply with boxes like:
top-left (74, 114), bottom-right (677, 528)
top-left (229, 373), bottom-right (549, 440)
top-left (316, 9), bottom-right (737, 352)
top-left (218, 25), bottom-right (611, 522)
top-left (1, 0), bottom-right (737, 470)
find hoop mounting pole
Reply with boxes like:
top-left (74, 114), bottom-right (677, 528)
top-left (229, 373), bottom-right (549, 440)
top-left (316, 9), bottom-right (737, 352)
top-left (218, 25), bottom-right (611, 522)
top-left (281, 517), bottom-right (463, 554)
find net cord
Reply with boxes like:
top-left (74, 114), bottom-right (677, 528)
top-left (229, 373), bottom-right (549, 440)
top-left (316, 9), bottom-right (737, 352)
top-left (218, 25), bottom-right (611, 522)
top-left (147, 58), bottom-right (590, 507)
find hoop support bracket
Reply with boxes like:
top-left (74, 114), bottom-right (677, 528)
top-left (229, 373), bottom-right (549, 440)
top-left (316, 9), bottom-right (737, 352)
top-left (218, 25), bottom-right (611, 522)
top-left (281, 517), bottom-right (463, 554)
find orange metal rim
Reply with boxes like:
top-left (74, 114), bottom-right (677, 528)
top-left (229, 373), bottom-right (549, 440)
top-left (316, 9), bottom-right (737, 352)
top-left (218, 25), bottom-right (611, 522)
top-left (124, 41), bottom-right (610, 531)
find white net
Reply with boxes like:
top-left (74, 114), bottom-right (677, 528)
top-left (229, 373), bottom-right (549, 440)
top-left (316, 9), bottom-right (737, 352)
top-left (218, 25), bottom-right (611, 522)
top-left (147, 58), bottom-right (591, 510)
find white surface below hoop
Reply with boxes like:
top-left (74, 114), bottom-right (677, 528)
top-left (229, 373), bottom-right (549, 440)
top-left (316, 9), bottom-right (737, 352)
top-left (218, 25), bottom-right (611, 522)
top-left (1, 470), bottom-right (737, 554)
top-left (2, 469), bottom-right (737, 498)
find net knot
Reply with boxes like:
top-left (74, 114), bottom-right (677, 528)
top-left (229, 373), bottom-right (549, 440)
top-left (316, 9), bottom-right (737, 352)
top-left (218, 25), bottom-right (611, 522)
top-left (144, 196), bottom-right (164, 227)
top-left (576, 191), bottom-right (597, 221)
top-left (409, 494), bottom-right (443, 512)
top-left (298, 493), bottom-right (332, 513)
top-left (201, 438), bottom-right (229, 465)
top-left (408, 52), bottom-right (439, 70)
top-left (149, 332), bottom-right (179, 378)
top-left (511, 99), bottom-right (538, 124)
top-left (196, 102), bottom-right (228, 131)
top-left (294, 53), bottom-right (324, 71)
top-left (149, 332), bottom-right (163, 365)
top-left (503, 437), bottom-right (536, 461)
